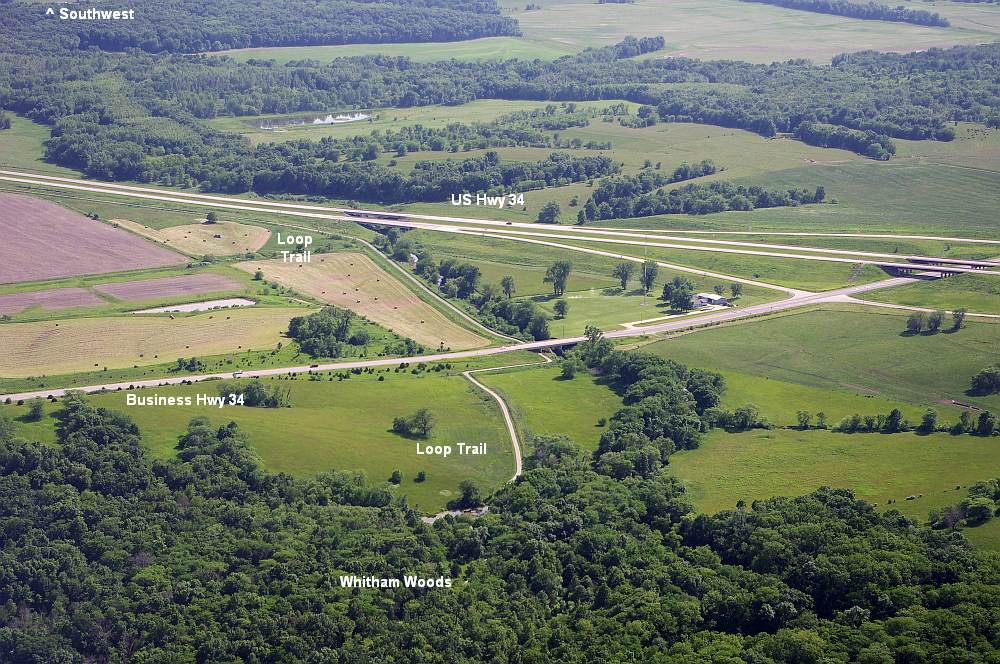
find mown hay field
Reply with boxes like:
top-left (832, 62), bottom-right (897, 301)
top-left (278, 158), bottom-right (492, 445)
top-left (114, 218), bottom-right (271, 256)
top-left (236, 253), bottom-right (489, 350)
top-left (0, 307), bottom-right (305, 377)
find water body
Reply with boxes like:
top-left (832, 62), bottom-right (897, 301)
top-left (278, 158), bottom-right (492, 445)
top-left (259, 112), bottom-right (371, 130)
top-left (131, 298), bottom-right (256, 314)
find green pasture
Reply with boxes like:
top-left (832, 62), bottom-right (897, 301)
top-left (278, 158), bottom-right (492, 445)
top-left (649, 306), bottom-right (1000, 411)
top-left (501, 0), bottom-right (1000, 63)
top-left (0, 115), bottom-right (79, 176)
top-left (209, 36), bottom-right (575, 65)
top-left (714, 370), bottom-right (955, 427)
top-left (861, 273), bottom-right (1000, 316)
top-left (667, 427), bottom-right (1000, 531)
top-left (0, 371), bottom-right (518, 513)
top-left (477, 363), bottom-right (622, 452)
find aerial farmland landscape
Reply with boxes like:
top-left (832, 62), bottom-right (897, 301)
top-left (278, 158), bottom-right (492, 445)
top-left (0, 0), bottom-right (999, 660)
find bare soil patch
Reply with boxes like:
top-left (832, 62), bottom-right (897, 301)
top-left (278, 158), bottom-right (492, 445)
top-left (0, 194), bottom-right (186, 284)
top-left (0, 288), bottom-right (104, 315)
top-left (94, 274), bottom-right (242, 302)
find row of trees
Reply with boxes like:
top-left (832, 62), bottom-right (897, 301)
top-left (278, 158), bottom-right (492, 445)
top-left (391, 231), bottom-right (555, 341)
top-left (905, 308), bottom-right (965, 334)
top-left (215, 379), bottom-right (290, 408)
top-left (739, 0), bottom-right (950, 26)
top-left (580, 178), bottom-right (826, 220)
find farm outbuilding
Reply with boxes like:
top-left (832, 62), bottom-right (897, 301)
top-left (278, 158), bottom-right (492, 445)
top-left (693, 293), bottom-right (730, 307)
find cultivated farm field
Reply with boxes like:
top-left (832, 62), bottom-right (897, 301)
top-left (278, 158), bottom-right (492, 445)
top-left (237, 253), bottom-right (490, 350)
top-left (93, 273), bottom-right (244, 302)
top-left (114, 218), bottom-right (271, 256)
top-left (502, 0), bottom-right (1000, 63)
top-left (0, 307), bottom-right (305, 377)
top-left (0, 193), bottom-right (187, 284)
top-left (0, 287), bottom-right (104, 316)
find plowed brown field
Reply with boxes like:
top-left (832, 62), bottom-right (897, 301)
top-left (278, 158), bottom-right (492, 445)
top-left (0, 194), bottom-right (186, 283)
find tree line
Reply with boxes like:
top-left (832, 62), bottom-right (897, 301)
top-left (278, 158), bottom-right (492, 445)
top-left (0, 0), bottom-right (519, 54)
top-left (738, 0), bottom-right (950, 26)
top-left (581, 177), bottom-right (826, 220)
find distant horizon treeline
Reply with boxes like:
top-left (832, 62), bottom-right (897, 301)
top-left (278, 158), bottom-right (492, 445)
top-left (738, 0), bottom-right (950, 26)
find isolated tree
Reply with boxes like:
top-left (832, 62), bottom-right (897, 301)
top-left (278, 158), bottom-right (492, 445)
top-left (26, 399), bottom-right (44, 422)
top-left (906, 312), bottom-right (925, 334)
top-left (253, 270), bottom-right (264, 281)
top-left (730, 282), bottom-right (743, 299)
top-left (971, 366), bottom-right (1000, 394)
top-left (796, 410), bottom-right (812, 430)
top-left (714, 284), bottom-right (725, 296)
top-left (389, 470), bottom-right (402, 484)
top-left (544, 260), bottom-right (572, 296)
top-left (205, 211), bottom-right (218, 224)
top-left (415, 470), bottom-right (426, 483)
top-left (612, 262), bottom-right (634, 291)
top-left (410, 408), bottom-right (435, 437)
top-left (927, 310), bottom-right (944, 332)
top-left (455, 479), bottom-right (484, 508)
top-left (952, 308), bottom-right (967, 330)
top-left (554, 299), bottom-right (569, 319)
top-left (640, 260), bottom-right (658, 293)
top-left (537, 201), bottom-right (561, 224)
top-left (816, 412), bottom-right (827, 429)
top-left (501, 275), bottom-right (515, 299)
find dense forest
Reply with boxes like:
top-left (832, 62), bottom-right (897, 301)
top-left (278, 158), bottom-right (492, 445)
top-left (0, 0), bottom-right (519, 53)
top-left (0, 378), bottom-right (996, 661)
top-left (738, 0), bottom-right (950, 26)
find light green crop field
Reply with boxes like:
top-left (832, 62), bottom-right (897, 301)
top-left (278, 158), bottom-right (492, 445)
top-left (477, 363), bottom-right (622, 452)
top-left (860, 273), bottom-right (1000, 315)
top-left (667, 427), bottom-right (1000, 528)
top-left (648, 306), bottom-right (1000, 411)
top-left (501, 0), bottom-right (1000, 63)
top-left (0, 372), bottom-right (516, 513)
top-left (210, 36), bottom-right (575, 65)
